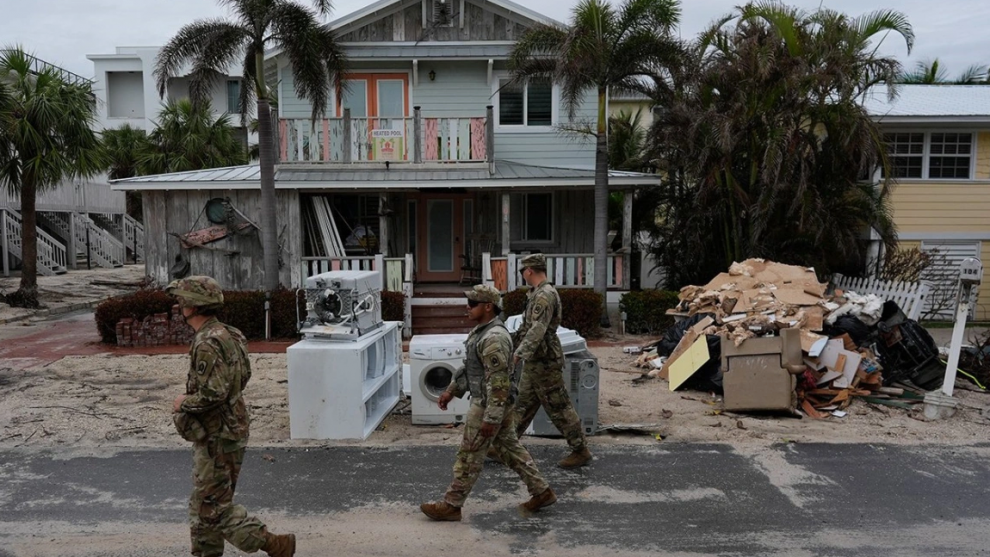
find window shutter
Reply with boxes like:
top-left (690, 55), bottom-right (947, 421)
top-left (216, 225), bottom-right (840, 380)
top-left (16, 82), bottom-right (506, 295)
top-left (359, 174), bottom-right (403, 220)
top-left (433, 0), bottom-right (454, 27)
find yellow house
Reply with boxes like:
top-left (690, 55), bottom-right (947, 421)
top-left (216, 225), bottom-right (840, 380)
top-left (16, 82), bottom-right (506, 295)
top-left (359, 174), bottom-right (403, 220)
top-left (608, 90), bottom-right (654, 131)
top-left (867, 85), bottom-right (990, 320)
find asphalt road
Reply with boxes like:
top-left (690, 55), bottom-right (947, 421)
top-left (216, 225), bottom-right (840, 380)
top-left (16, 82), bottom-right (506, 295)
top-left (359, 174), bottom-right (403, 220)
top-left (2, 443), bottom-right (990, 556)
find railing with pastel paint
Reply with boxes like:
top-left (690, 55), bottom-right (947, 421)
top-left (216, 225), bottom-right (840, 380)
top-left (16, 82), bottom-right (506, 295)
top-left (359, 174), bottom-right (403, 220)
top-left (278, 107), bottom-right (492, 165)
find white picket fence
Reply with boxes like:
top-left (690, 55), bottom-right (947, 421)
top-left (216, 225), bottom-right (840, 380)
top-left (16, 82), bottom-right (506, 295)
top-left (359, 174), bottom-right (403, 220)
top-left (831, 274), bottom-right (930, 321)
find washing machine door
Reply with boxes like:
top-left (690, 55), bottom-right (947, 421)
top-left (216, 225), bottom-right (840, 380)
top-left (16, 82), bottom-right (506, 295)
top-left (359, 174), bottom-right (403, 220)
top-left (419, 361), bottom-right (463, 402)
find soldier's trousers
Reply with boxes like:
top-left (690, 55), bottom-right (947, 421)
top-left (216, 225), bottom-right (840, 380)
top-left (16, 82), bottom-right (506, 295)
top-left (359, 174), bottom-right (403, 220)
top-left (513, 359), bottom-right (587, 452)
top-left (189, 440), bottom-right (268, 557)
top-left (444, 400), bottom-right (549, 507)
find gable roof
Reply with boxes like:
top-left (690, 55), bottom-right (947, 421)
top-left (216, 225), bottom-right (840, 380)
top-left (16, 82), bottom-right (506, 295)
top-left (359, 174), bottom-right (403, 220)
top-left (865, 84), bottom-right (990, 123)
top-left (110, 161), bottom-right (661, 191)
top-left (329, 0), bottom-right (561, 33)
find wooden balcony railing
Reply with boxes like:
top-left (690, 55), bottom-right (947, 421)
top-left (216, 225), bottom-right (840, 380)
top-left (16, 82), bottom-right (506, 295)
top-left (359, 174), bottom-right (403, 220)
top-left (278, 106), bottom-right (494, 165)
top-left (483, 252), bottom-right (627, 292)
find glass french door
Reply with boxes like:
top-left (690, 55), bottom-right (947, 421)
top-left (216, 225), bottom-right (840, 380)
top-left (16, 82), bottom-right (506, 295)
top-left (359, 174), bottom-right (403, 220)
top-left (339, 73), bottom-right (409, 160)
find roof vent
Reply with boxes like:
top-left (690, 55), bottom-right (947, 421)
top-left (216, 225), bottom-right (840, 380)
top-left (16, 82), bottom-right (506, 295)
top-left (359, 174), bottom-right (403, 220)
top-left (433, 0), bottom-right (454, 27)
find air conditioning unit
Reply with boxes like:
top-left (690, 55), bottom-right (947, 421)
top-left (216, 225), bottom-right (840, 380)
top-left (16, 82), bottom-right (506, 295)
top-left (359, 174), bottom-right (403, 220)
top-left (299, 270), bottom-right (382, 340)
top-left (527, 349), bottom-right (600, 437)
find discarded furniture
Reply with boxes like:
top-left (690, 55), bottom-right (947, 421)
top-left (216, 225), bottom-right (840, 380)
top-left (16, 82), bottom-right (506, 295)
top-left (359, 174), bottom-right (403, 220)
top-left (721, 328), bottom-right (804, 412)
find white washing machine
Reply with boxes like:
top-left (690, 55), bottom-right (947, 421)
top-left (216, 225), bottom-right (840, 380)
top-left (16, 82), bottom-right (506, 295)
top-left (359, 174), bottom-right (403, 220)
top-left (409, 334), bottom-right (472, 424)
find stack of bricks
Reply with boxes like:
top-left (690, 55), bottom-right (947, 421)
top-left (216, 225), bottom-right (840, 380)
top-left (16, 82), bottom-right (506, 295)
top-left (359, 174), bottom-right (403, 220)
top-left (115, 304), bottom-right (195, 347)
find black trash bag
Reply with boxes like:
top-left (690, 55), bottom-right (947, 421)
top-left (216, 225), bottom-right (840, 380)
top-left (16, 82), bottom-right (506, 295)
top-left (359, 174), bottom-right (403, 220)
top-left (824, 315), bottom-right (873, 348)
top-left (655, 314), bottom-right (723, 394)
top-left (656, 314), bottom-right (714, 357)
top-left (875, 301), bottom-right (943, 390)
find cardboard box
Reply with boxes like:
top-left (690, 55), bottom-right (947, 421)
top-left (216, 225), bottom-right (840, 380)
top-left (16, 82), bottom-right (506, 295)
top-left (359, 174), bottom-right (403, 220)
top-left (721, 328), bottom-right (803, 412)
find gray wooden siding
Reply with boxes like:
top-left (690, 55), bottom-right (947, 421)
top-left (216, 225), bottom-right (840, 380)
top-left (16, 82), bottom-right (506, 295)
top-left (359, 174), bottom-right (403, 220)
top-left (414, 61), bottom-right (491, 117)
top-left (508, 189), bottom-right (593, 253)
top-left (142, 189), bottom-right (302, 289)
top-left (338, 0), bottom-right (529, 43)
top-left (495, 132), bottom-right (595, 167)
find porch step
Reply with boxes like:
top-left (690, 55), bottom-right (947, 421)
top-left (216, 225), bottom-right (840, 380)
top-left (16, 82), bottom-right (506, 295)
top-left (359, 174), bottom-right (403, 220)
top-left (411, 304), bottom-right (474, 336)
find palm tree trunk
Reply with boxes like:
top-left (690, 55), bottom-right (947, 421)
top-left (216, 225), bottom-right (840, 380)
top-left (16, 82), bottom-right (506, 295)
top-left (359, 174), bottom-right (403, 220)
top-left (257, 98), bottom-right (280, 292)
top-left (594, 87), bottom-right (610, 327)
top-left (16, 179), bottom-right (40, 307)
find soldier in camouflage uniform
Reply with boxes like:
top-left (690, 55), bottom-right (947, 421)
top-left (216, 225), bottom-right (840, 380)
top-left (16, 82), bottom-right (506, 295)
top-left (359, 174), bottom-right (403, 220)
top-left (510, 254), bottom-right (593, 469)
top-left (168, 276), bottom-right (296, 557)
top-left (420, 285), bottom-right (556, 521)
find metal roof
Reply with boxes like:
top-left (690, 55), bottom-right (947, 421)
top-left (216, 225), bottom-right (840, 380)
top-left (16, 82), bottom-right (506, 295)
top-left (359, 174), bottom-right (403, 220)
top-left (864, 84), bottom-right (990, 122)
top-left (111, 161), bottom-right (661, 190)
top-left (343, 43), bottom-right (512, 59)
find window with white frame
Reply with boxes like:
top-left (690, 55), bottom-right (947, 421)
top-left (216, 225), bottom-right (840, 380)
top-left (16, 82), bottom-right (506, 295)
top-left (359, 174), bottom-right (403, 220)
top-left (497, 78), bottom-right (553, 127)
top-left (883, 132), bottom-right (973, 179)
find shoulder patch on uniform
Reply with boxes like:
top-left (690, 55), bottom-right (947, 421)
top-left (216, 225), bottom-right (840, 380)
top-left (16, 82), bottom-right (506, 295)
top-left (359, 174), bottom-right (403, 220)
top-left (532, 301), bottom-right (545, 315)
top-left (196, 360), bottom-right (208, 375)
top-left (490, 355), bottom-right (500, 368)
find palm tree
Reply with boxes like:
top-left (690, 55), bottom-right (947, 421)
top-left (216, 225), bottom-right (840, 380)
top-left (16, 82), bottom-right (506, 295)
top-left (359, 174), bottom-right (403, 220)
top-left (643, 2), bottom-right (914, 286)
top-left (155, 0), bottom-right (347, 292)
top-left (608, 109), bottom-right (647, 171)
top-left (899, 58), bottom-right (988, 84)
top-left (101, 123), bottom-right (149, 220)
top-left (509, 0), bottom-right (683, 325)
top-left (0, 46), bottom-right (104, 308)
top-left (138, 98), bottom-right (247, 175)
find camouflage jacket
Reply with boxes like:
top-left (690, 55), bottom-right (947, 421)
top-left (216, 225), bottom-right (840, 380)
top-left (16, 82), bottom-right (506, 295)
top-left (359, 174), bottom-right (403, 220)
top-left (178, 318), bottom-right (252, 446)
top-left (447, 317), bottom-right (515, 424)
top-left (513, 279), bottom-right (564, 365)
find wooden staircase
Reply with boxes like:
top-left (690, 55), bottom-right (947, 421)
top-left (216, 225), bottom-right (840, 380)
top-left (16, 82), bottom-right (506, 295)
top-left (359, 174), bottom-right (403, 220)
top-left (410, 284), bottom-right (474, 335)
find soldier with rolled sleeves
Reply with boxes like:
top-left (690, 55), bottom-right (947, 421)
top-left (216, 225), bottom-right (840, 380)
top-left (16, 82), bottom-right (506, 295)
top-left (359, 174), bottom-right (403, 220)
top-left (168, 276), bottom-right (296, 557)
top-left (420, 284), bottom-right (556, 521)
top-left (510, 253), bottom-right (593, 469)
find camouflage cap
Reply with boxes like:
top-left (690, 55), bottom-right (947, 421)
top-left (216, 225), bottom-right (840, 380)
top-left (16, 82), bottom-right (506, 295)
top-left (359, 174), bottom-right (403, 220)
top-left (465, 284), bottom-right (502, 307)
top-left (519, 253), bottom-right (546, 269)
top-left (166, 275), bottom-right (224, 308)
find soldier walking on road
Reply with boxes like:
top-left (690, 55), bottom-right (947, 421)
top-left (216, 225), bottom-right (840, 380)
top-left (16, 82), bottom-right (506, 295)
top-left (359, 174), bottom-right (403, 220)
top-left (420, 285), bottom-right (556, 521)
top-left (168, 276), bottom-right (296, 557)
top-left (510, 254), bottom-right (593, 469)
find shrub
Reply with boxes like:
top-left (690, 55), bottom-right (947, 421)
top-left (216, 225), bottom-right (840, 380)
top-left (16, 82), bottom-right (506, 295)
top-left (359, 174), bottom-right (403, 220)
top-left (94, 288), bottom-right (174, 343)
top-left (95, 287), bottom-right (307, 344)
top-left (501, 287), bottom-right (604, 339)
top-left (382, 291), bottom-right (406, 322)
top-left (620, 289), bottom-right (680, 334)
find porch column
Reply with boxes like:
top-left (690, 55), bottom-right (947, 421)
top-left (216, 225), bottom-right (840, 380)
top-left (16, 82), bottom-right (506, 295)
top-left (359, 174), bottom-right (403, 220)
top-left (501, 192), bottom-right (510, 256)
top-left (1, 209), bottom-right (8, 277)
top-left (622, 189), bottom-right (633, 290)
top-left (67, 212), bottom-right (77, 270)
top-left (342, 108), bottom-right (352, 163)
top-left (379, 193), bottom-right (390, 257)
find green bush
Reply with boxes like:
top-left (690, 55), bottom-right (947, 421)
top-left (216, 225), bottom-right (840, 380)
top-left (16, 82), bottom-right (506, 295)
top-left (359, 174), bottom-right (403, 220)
top-left (501, 287), bottom-right (603, 339)
top-left (620, 289), bottom-right (681, 334)
top-left (95, 287), bottom-right (306, 344)
top-left (382, 291), bottom-right (406, 322)
top-left (94, 288), bottom-right (174, 343)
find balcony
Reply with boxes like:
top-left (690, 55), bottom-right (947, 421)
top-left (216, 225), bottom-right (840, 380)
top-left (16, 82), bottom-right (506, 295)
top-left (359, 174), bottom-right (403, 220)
top-left (278, 106), bottom-right (493, 165)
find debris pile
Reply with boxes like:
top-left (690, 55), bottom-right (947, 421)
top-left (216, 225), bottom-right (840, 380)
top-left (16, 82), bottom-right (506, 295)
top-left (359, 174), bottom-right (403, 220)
top-left (635, 259), bottom-right (944, 417)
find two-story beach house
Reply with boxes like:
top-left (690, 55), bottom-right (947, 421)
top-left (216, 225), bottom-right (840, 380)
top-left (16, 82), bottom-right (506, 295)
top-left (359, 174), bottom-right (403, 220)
top-left (112, 0), bottom-right (663, 334)
top-left (866, 85), bottom-right (990, 320)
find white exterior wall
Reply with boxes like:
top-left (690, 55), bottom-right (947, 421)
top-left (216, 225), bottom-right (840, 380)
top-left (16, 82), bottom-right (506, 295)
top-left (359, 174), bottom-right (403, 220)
top-left (88, 46), bottom-right (257, 144)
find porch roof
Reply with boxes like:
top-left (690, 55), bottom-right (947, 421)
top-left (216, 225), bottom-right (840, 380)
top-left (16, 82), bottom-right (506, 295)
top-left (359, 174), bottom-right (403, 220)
top-left (110, 161), bottom-right (662, 191)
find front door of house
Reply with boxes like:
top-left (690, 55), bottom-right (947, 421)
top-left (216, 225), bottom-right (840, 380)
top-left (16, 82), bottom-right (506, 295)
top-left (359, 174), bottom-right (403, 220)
top-left (414, 194), bottom-right (472, 282)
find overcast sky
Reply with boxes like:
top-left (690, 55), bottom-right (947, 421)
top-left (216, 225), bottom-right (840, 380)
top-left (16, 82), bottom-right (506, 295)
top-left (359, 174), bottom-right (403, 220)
top-left (2, 0), bottom-right (987, 79)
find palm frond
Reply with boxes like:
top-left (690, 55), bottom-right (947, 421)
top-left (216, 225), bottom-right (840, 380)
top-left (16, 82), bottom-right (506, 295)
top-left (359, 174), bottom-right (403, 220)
top-left (155, 19), bottom-right (251, 100)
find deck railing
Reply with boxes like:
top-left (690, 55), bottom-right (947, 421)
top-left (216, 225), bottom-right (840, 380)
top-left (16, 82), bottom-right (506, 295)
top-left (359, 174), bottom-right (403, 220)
top-left (484, 252), bottom-right (627, 292)
top-left (0, 179), bottom-right (126, 214)
top-left (1, 208), bottom-right (67, 276)
top-left (279, 106), bottom-right (492, 165)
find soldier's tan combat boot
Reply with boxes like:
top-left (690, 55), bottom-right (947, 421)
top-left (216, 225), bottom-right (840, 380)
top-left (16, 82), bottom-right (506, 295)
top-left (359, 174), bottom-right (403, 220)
top-left (558, 447), bottom-right (592, 469)
top-left (420, 501), bottom-right (462, 521)
top-left (521, 488), bottom-right (557, 512)
top-left (262, 532), bottom-right (296, 557)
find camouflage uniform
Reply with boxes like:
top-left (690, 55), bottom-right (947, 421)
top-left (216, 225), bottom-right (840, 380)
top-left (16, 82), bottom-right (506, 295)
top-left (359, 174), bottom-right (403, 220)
top-left (442, 285), bottom-right (549, 508)
top-left (512, 255), bottom-right (588, 452)
top-left (168, 277), bottom-right (270, 557)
